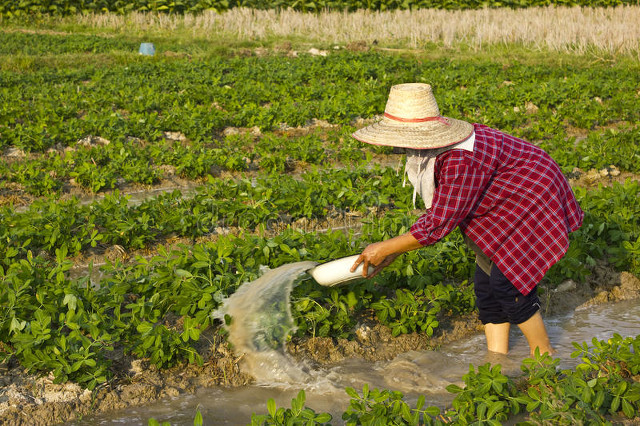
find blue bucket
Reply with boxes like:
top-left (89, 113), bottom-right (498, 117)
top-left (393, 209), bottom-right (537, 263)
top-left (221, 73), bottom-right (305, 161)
top-left (139, 43), bottom-right (156, 56)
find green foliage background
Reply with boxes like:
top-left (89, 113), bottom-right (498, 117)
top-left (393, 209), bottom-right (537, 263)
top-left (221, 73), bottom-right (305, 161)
top-left (1, 26), bottom-right (639, 392)
top-left (0, 0), bottom-right (638, 16)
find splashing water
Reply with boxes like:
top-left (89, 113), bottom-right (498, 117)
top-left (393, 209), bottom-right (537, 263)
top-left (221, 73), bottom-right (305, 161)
top-left (211, 261), bottom-right (325, 385)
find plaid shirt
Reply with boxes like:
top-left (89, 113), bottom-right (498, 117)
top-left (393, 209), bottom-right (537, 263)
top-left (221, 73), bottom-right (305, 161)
top-left (410, 124), bottom-right (584, 295)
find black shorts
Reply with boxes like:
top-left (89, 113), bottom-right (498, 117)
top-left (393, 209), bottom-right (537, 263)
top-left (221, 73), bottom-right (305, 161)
top-left (474, 263), bottom-right (541, 325)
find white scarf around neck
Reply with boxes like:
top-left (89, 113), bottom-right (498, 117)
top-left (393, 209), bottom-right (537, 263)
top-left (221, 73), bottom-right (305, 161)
top-left (403, 132), bottom-right (475, 209)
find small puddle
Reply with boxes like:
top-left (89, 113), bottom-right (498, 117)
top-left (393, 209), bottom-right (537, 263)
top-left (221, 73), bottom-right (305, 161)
top-left (69, 265), bottom-right (640, 425)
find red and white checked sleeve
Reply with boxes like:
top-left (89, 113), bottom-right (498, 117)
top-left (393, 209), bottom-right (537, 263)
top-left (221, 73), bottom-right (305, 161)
top-left (410, 151), bottom-right (490, 246)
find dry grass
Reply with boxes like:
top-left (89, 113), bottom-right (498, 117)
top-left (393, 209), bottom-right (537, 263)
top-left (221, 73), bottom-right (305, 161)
top-left (73, 6), bottom-right (640, 56)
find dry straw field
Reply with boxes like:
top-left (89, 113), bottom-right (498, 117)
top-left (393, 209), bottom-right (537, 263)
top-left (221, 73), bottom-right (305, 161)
top-left (78, 6), bottom-right (640, 56)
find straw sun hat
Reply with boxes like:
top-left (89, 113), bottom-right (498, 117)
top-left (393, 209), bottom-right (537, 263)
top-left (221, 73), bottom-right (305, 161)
top-left (352, 83), bottom-right (473, 149)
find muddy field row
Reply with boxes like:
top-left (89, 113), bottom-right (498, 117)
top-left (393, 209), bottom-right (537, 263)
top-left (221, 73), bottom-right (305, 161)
top-left (1, 265), bottom-right (639, 425)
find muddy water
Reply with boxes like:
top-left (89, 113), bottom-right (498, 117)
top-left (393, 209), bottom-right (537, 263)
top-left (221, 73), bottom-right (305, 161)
top-left (72, 285), bottom-right (640, 425)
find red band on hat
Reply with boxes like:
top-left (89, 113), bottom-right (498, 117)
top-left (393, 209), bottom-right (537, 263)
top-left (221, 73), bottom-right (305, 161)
top-left (384, 113), bottom-right (450, 126)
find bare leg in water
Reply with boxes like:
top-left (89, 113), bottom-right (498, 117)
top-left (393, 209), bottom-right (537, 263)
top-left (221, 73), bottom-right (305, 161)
top-left (484, 311), bottom-right (554, 356)
top-left (518, 311), bottom-right (554, 356)
top-left (484, 322), bottom-right (510, 354)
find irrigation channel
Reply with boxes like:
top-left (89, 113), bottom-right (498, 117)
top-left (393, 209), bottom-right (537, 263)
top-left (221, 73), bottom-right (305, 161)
top-left (68, 262), bottom-right (640, 425)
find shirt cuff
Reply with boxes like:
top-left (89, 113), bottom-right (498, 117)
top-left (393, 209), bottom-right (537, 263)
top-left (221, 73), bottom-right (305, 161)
top-left (410, 214), bottom-right (432, 246)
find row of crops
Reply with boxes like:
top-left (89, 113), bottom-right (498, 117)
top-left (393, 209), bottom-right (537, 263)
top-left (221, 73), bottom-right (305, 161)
top-left (2, 33), bottom-right (639, 148)
top-left (2, 167), bottom-right (639, 379)
top-left (1, 31), bottom-right (639, 197)
top-left (1, 25), bottom-right (640, 423)
top-left (3, 123), bottom-right (640, 196)
top-left (246, 333), bottom-right (640, 424)
top-left (0, 0), bottom-right (638, 17)
top-left (3, 176), bottom-right (640, 404)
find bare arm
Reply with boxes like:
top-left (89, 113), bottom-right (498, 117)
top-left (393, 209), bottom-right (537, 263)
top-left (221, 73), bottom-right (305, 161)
top-left (350, 232), bottom-right (423, 278)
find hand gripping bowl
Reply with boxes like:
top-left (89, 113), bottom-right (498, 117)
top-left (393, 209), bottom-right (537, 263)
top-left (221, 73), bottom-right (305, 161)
top-left (307, 255), bottom-right (375, 287)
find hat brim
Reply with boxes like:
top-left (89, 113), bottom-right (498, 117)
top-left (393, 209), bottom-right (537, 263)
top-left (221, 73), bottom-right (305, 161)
top-left (352, 116), bottom-right (474, 149)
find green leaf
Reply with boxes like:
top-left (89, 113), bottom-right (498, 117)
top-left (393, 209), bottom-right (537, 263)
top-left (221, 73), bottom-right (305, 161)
top-left (314, 413), bottom-right (332, 422)
top-left (193, 409), bottom-right (203, 426)
top-left (400, 403), bottom-right (412, 420)
top-left (294, 389), bottom-right (305, 410)
top-left (622, 399), bottom-right (635, 418)
top-left (416, 395), bottom-right (425, 410)
top-left (63, 293), bottom-right (77, 311)
top-left (446, 384), bottom-right (463, 394)
top-left (611, 396), bottom-right (621, 413)
top-left (346, 291), bottom-right (358, 308)
top-left (267, 398), bottom-right (276, 417)
top-left (137, 322), bottom-right (153, 334)
top-left (10, 317), bottom-right (26, 333)
top-left (423, 405), bottom-right (440, 416)
top-left (362, 384), bottom-right (369, 398)
top-left (594, 390), bottom-right (605, 409)
top-left (189, 328), bottom-right (200, 341)
top-left (486, 401), bottom-right (505, 419)
top-left (526, 400), bottom-right (540, 411)
top-left (175, 269), bottom-right (193, 278)
top-left (345, 387), bottom-right (359, 398)
top-left (477, 402), bottom-right (487, 419)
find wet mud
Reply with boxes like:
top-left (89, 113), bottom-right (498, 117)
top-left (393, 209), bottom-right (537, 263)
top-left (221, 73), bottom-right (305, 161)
top-left (0, 330), bottom-right (252, 426)
top-left (1, 265), bottom-right (639, 425)
top-left (568, 165), bottom-right (640, 189)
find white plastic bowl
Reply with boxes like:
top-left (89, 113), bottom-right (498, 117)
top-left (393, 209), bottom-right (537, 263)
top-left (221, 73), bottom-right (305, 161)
top-left (307, 255), bottom-right (374, 287)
